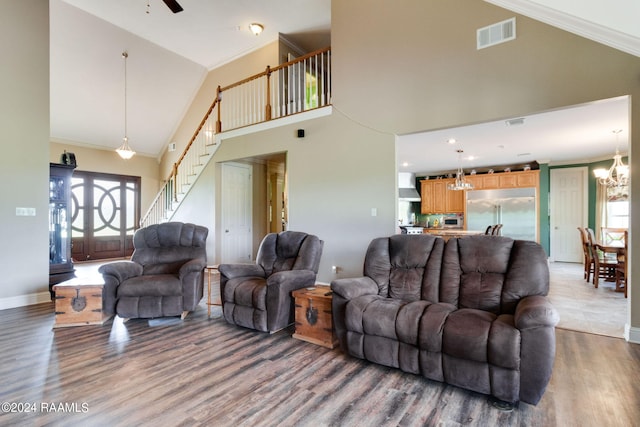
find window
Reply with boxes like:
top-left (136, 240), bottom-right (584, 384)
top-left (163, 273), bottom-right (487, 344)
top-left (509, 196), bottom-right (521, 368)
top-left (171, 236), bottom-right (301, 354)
top-left (606, 185), bottom-right (629, 228)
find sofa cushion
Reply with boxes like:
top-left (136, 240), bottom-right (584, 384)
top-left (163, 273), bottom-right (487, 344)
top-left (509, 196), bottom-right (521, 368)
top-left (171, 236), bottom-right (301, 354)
top-left (441, 236), bottom-right (514, 314)
top-left (117, 274), bottom-right (182, 297)
top-left (224, 277), bottom-right (267, 311)
top-left (443, 309), bottom-right (520, 370)
top-left (346, 295), bottom-right (404, 340)
top-left (363, 235), bottom-right (444, 300)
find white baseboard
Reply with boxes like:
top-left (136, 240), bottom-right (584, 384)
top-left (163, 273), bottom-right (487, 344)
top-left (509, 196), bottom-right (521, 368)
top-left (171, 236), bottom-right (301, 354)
top-left (0, 292), bottom-right (51, 311)
top-left (624, 324), bottom-right (640, 344)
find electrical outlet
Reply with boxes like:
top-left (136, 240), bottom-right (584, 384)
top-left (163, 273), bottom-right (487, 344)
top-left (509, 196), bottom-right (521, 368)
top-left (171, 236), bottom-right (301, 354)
top-left (331, 265), bottom-right (339, 274)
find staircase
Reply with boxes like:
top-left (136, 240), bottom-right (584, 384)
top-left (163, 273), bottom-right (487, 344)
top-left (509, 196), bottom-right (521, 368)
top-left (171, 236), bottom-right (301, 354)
top-left (140, 47), bottom-right (332, 228)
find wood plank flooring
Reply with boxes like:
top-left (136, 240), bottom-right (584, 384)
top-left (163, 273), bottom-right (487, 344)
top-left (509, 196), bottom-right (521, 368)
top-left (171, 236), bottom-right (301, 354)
top-left (0, 300), bottom-right (639, 426)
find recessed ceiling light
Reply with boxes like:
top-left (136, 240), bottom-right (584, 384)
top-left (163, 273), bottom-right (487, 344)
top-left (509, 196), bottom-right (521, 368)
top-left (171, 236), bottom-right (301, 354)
top-left (249, 23), bottom-right (264, 36)
top-left (447, 138), bottom-right (457, 144)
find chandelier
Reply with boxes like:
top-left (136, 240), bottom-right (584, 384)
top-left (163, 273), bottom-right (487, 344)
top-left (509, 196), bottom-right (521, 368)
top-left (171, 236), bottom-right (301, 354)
top-left (447, 149), bottom-right (474, 191)
top-left (593, 129), bottom-right (627, 187)
top-left (116, 51), bottom-right (136, 160)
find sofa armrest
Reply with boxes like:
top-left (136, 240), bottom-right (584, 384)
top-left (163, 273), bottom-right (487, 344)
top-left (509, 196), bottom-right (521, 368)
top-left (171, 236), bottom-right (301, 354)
top-left (98, 261), bottom-right (143, 284)
top-left (264, 269), bottom-right (317, 331)
top-left (179, 258), bottom-right (206, 279)
top-left (330, 276), bottom-right (379, 300)
top-left (218, 263), bottom-right (266, 280)
top-left (514, 295), bottom-right (560, 330)
top-left (266, 269), bottom-right (316, 291)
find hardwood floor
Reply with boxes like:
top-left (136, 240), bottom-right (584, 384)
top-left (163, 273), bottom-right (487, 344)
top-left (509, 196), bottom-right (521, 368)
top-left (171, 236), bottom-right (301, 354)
top-left (0, 298), bottom-right (639, 427)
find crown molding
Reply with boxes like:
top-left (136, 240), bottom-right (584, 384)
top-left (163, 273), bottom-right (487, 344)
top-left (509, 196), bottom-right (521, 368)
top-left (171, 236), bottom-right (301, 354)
top-left (484, 0), bottom-right (640, 57)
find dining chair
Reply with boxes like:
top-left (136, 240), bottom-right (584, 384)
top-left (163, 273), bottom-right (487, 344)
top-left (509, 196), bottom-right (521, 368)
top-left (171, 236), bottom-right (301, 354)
top-left (586, 228), bottom-right (617, 288)
top-left (601, 227), bottom-right (627, 246)
top-left (577, 227), bottom-right (594, 282)
top-left (615, 230), bottom-right (628, 298)
top-left (491, 224), bottom-right (503, 236)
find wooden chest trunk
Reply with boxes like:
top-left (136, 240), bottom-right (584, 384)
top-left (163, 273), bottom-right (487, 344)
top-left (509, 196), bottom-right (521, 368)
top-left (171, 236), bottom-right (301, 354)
top-left (292, 286), bottom-right (337, 349)
top-left (53, 278), bottom-right (111, 328)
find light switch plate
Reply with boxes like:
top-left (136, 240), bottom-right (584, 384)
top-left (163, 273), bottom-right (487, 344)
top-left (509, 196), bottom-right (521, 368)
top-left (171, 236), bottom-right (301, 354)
top-left (16, 207), bottom-right (36, 216)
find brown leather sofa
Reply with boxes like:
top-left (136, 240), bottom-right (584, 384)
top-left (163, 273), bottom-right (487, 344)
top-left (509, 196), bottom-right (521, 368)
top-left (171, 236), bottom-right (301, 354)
top-left (100, 222), bottom-right (208, 320)
top-left (330, 234), bottom-right (558, 406)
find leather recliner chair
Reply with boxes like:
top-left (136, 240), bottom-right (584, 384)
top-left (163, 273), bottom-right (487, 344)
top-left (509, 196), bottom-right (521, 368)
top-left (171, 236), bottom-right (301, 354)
top-left (218, 231), bottom-right (323, 333)
top-left (99, 222), bottom-right (208, 320)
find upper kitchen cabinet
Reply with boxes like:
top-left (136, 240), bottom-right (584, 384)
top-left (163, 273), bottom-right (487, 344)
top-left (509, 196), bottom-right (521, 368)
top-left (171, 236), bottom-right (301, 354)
top-left (421, 179), bottom-right (464, 214)
top-left (420, 170), bottom-right (539, 215)
top-left (480, 170), bottom-right (539, 190)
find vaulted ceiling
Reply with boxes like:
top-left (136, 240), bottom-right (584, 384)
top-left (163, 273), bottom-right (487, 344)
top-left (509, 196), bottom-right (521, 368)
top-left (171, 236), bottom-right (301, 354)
top-left (50, 0), bottom-right (330, 158)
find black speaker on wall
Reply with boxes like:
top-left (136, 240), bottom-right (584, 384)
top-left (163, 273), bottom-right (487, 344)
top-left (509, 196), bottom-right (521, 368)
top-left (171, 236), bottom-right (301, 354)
top-left (297, 129), bottom-right (305, 138)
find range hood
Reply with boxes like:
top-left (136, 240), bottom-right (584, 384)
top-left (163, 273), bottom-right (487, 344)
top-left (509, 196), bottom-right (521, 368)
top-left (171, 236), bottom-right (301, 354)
top-left (398, 172), bottom-right (421, 201)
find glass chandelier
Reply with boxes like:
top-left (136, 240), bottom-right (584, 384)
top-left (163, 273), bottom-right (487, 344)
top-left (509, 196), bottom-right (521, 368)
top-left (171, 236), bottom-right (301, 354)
top-left (593, 130), bottom-right (627, 187)
top-left (116, 51), bottom-right (136, 160)
top-left (447, 149), bottom-right (474, 191)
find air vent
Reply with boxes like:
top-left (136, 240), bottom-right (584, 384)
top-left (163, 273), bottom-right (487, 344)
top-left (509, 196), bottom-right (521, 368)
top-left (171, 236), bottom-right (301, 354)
top-left (477, 18), bottom-right (516, 50)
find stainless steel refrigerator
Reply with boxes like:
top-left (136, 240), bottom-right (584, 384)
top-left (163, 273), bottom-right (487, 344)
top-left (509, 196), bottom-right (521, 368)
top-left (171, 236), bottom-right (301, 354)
top-left (466, 187), bottom-right (536, 241)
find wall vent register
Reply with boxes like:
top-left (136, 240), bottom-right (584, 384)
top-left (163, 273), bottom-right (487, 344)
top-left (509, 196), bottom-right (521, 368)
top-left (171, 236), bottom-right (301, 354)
top-left (477, 17), bottom-right (516, 49)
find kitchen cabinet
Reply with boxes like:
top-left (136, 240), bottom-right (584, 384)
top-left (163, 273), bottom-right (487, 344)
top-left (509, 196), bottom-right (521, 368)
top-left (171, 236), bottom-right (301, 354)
top-left (477, 170), bottom-right (539, 190)
top-left (420, 179), bottom-right (464, 214)
top-left (421, 171), bottom-right (539, 215)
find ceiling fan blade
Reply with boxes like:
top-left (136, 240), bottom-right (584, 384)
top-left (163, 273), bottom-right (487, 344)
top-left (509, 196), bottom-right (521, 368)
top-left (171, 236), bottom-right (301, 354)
top-left (162, 0), bottom-right (184, 13)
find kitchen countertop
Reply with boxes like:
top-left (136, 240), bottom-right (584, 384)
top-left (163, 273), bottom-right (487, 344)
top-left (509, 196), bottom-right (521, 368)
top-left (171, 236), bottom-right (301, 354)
top-left (423, 229), bottom-right (485, 240)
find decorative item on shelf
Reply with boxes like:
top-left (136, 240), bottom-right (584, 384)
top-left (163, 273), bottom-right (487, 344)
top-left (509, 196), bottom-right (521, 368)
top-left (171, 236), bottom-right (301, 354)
top-left (60, 150), bottom-right (77, 167)
top-left (593, 129), bottom-right (628, 188)
top-left (116, 51), bottom-right (136, 160)
top-left (447, 149), bottom-right (474, 191)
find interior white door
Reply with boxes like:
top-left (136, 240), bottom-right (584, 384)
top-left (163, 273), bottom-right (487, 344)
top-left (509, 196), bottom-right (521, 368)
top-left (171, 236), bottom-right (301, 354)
top-left (550, 167), bottom-right (588, 262)
top-left (221, 162), bottom-right (252, 263)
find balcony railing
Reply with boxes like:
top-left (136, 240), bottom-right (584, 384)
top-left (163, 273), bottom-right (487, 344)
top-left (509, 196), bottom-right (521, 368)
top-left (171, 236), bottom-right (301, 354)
top-left (141, 47), bottom-right (331, 227)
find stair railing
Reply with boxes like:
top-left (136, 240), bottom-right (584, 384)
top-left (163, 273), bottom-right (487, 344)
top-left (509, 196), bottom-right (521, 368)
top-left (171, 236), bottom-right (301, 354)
top-left (141, 47), bottom-right (331, 227)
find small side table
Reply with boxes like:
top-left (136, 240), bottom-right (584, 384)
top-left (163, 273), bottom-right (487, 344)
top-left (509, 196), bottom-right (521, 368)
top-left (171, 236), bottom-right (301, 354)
top-left (292, 286), bottom-right (337, 349)
top-left (52, 277), bottom-right (112, 328)
top-left (205, 265), bottom-right (221, 318)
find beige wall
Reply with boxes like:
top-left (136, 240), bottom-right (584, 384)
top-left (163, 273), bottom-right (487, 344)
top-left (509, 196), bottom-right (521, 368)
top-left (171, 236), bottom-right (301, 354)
top-left (172, 111), bottom-right (396, 281)
top-left (159, 41), bottom-right (281, 179)
top-left (332, 0), bottom-right (640, 338)
top-left (0, 0), bottom-right (50, 305)
top-left (168, 0), bottom-right (640, 338)
top-left (49, 142), bottom-right (161, 215)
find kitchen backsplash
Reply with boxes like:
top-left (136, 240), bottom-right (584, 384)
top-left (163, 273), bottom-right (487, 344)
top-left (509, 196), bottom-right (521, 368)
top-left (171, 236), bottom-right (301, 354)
top-left (416, 213), bottom-right (462, 227)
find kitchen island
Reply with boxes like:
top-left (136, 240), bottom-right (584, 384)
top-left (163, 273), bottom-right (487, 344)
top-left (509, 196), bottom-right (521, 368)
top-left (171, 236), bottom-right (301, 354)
top-left (422, 229), bottom-right (485, 241)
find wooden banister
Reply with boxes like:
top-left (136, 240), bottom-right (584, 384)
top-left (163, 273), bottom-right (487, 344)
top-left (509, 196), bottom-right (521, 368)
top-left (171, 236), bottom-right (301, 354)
top-left (142, 47), bottom-right (331, 227)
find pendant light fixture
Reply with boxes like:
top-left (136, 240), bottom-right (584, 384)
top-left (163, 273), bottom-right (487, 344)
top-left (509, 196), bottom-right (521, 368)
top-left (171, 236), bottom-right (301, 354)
top-left (116, 51), bottom-right (136, 160)
top-left (447, 149), bottom-right (474, 191)
top-left (593, 129), bottom-right (628, 187)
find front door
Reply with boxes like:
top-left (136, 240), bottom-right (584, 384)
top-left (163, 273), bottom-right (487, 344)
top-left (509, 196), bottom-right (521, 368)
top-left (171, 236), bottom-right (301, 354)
top-left (71, 171), bottom-right (140, 261)
top-left (550, 167), bottom-right (588, 262)
top-left (221, 162), bottom-right (253, 263)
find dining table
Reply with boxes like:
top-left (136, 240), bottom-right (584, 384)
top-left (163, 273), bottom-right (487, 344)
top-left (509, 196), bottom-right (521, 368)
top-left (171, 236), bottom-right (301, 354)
top-left (595, 240), bottom-right (625, 292)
